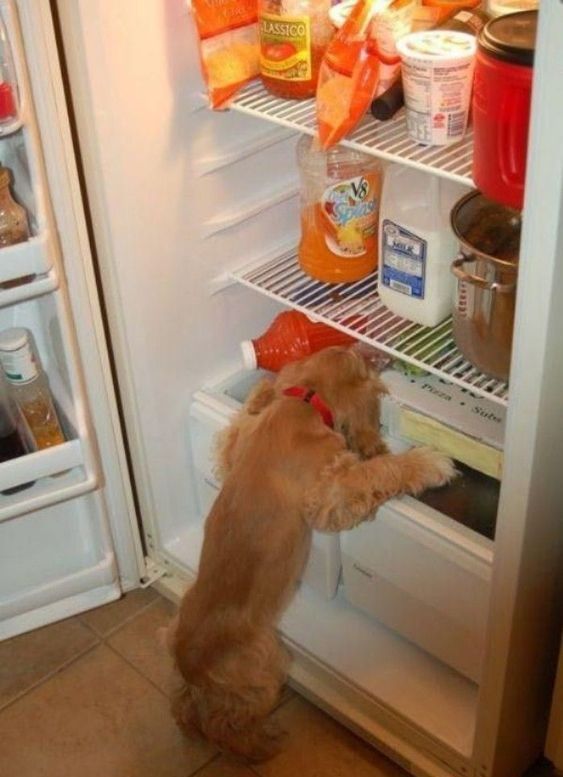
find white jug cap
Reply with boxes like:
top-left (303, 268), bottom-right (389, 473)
top-left (240, 340), bottom-right (257, 370)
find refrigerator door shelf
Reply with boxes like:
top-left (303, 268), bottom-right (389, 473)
top-left (0, 493), bottom-right (120, 640)
top-left (0, 231), bottom-right (54, 284)
top-left (0, 439), bottom-right (97, 522)
top-left (0, 266), bottom-right (57, 309)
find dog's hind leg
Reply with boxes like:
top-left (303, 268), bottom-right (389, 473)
top-left (176, 629), bottom-right (288, 762)
top-left (304, 446), bottom-right (456, 532)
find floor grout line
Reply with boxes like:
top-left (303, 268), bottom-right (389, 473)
top-left (78, 594), bottom-right (161, 639)
top-left (0, 639), bottom-right (101, 714)
top-left (103, 640), bottom-right (181, 703)
top-left (187, 752), bottom-right (222, 776)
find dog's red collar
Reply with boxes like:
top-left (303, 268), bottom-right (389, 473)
top-left (282, 386), bottom-right (334, 429)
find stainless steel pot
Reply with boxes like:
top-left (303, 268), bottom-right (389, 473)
top-left (450, 192), bottom-right (521, 382)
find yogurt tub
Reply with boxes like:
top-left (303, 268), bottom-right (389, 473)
top-left (397, 30), bottom-right (477, 146)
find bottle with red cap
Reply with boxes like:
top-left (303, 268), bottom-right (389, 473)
top-left (0, 16), bottom-right (19, 129)
top-left (240, 310), bottom-right (361, 372)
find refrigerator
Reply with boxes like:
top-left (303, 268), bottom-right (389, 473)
top-left (1, 1), bottom-right (562, 777)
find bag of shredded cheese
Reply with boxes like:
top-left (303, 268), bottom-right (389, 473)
top-left (192, 0), bottom-right (260, 109)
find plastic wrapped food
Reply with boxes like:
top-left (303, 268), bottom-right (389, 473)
top-left (192, 0), bottom-right (260, 109)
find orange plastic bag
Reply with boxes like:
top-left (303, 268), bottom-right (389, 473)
top-left (191, 0), bottom-right (260, 109)
top-left (316, 0), bottom-right (394, 148)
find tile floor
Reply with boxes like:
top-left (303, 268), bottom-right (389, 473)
top-left (0, 590), bottom-right (557, 777)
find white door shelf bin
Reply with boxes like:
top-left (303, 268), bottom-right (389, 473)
top-left (230, 250), bottom-right (510, 407)
top-left (0, 231), bottom-right (54, 281)
top-left (0, 438), bottom-right (96, 523)
top-left (0, 291), bottom-right (100, 521)
top-left (230, 82), bottom-right (474, 187)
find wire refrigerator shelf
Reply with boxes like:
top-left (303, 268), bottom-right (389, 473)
top-left (231, 251), bottom-right (509, 407)
top-left (231, 82), bottom-right (474, 187)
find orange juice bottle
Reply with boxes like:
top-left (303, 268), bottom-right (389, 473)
top-left (240, 310), bottom-right (360, 371)
top-left (296, 135), bottom-right (382, 284)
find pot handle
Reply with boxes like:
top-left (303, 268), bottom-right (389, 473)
top-left (451, 257), bottom-right (516, 293)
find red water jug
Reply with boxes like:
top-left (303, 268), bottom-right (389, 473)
top-left (240, 310), bottom-right (361, 372)
top-left (472, 11), bottom-right (537, 211)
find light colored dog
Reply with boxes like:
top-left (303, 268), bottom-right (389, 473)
top-left (171, 346), bottom-right (455, 761)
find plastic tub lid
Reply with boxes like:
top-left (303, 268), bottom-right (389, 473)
top-left (478, 10), bottom-right (537, 66)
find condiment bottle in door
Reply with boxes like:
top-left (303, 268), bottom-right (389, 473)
top-left (297, 135), bottom-right (382, 284)
top-left (0, 328), bottom-right (65, 450)
top-left (258, 0), bottom-right (334, 99)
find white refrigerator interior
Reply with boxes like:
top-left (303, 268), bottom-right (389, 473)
top-left (5, 2), bottom-right (563, 777)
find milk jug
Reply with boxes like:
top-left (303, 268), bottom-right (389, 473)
top-left (378, 165), bottom-right (468, 327)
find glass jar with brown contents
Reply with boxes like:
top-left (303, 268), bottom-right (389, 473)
top-left (258, 0), bottom-right (333, 99)
top-left (0, 165), bottom-right (29, 248)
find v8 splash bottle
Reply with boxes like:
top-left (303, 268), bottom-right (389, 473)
top-left (297, 135), bottom-right (382, 283)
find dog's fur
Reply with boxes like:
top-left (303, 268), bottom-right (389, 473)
top-left (170, 346), bottom-right (455, 761)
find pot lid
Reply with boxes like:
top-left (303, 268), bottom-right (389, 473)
top-left (478, 10), bottom-right (537, 66)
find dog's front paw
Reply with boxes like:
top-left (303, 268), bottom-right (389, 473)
top-left (404, 446), bottom-right (457, 495)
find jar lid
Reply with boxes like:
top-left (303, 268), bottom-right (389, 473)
top-left (478, 10), bottom-right (537, 66)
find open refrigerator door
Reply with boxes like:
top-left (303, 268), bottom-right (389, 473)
top-left (0, 0), bottom-right (144, 640)
top-left (54, 1), bottom-right (563, 777)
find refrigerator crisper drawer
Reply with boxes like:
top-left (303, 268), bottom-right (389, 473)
top-left (341, 497), bottom-right (492, 682)
top-left (188, 375), bottom-right (341, 599)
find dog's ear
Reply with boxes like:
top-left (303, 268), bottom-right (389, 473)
top-left (245, 378), bottom-right (276, 415)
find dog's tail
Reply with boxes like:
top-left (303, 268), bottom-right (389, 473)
top-left (172, 625), bottom-right (288, 762)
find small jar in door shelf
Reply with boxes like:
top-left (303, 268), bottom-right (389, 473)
top-left (0, 166), bottom-right (29, 248)
top-left (472, 11), bottom-right (537, 211)
top-left (0, 165), bottom-right (32, 288)
top-left (258, 0), bottom-right (333, 99)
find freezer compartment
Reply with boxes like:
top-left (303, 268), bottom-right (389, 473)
top-left (341, 491), bottom-right (493, 683)
top-left (189, 370), bottom-right (341, 599)
top-left (0, 292), bottom-right (99, 520)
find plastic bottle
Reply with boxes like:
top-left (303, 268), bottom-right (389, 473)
top-left (258, 0), bottom-right (333, 99)
top-left (297, 135), bottom-right (382, 284)
top-left (240, 310), bottom-right (359, 371)
top-left (378, 164), bottom-right (468, 327)
top-left (0, 371), bottom-right (34, 494)
top-left (0, 15), bottom-right (19, 129)
top-left (0, 328), bottom-right (65, 450)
